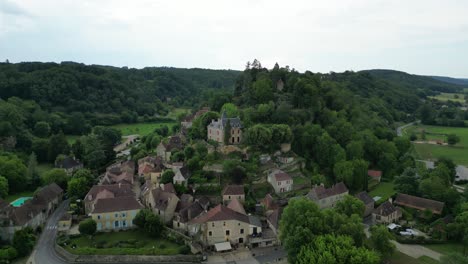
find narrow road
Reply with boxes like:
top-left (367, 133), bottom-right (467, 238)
top-left (396, 121), bottom-right (419, 137)
top-left (34, 200), bottom-right (70, 264)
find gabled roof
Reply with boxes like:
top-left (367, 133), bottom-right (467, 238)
top-left (56, 156), bottom-right (82, 169)
top-left (355, 192), bottom-right (374, 205)
top-left (33, 183), bottom-right (63, 206)
top-left (86, 184), bottom-right (134, 202)
top-left (307, 182), bottom-right (348, 200)
top-left (222, 185), bottom-right (244, 196)
top-left (267, 208), bottom-right (283, 230)
top-left (261, 194), bottom-right (278, 211)
top-left (151, 187), bottom-right (178, 211)
top-left (227, 198), bottom-right (246, 215)
top-left (394, 193), bottom-right (445, 214)
top-left (368, 170), bottom-right (382, 178)
top-left (176, 166), bottom-right (191, 180)
top-left (178, 201), bottom-right (205, 223)
top-left (189, 204), bottom-right (249, 224)
top-left (273, 171), bottom-right (292, 182)
top-left (92, 196), bottom-right (143, 214)
top-left (208, 111), bottom-right (243, 129)
top-left (373, 201), bottom-right (397, 217)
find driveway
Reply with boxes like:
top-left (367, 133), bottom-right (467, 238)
top-left (391, 241), bottom-right (442, 261)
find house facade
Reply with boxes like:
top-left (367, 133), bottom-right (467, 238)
top-left (91, 196), bottom-right (143, 231)
top-left (173, 166), bottom-right (191, 187)
top-left (207, 111), bottom-right (242, 145)
top-left (146, 184), bottom-right (180, 224)
top-left (156, 136), bottom-right (184, 161)
top-left (267, 170), bottom-right (293, 194)
top-left (222, 185), bottom-right (245, 203)
top-left (307, 182), bottom-right (349, 209)
top-left (372, 201), bottom-right (402, 224)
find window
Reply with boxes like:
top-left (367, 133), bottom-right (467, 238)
top-left (97, 223), bottom-right (102, 230)
top-left (226, 230), bottom-right (230, 236)
top-left (114, 221), bottom-right (119, 228)
top-left (239, 238), bottom-right (244, 243)
top-left (212, 223), bottom-right (215, 227)
top-left (115, 213), bottom-right (118, 218)
top-left (223, 222), bottom-right (226, 226)
top-left (240, 229), bottom-right (244, 234)
top-left (122, 220), bottom-right (127, 227)
top-left (97, 215), bottom-right (101, 220)
top-left (209, 231), bottom-right (212, 236)
top-left (177, 222), bottom-right (180, 227)
top-left (106, 214), bottom-right (110, 220)
top-left (229, 195), bottom-right (231, 200)
top-left (238, 223), bottom-right (240, 226)
top-left (122, 213), bottom-right (126, 218)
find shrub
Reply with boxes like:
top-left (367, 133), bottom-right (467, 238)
top-left (179, 245), bottom-right (191, 254)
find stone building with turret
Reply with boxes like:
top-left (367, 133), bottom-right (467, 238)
top-left (207, 111), bottom-right (242, 144)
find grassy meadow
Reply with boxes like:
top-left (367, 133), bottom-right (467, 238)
top-left (110, 122), bottom-right (177, 137)
top-left (403, 125), bottom-right (468, 165)
top-left (428, 92), bottom-right (466, 103)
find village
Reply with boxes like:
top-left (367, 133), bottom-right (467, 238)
top-left (0, 107), bottom-right (455, 264)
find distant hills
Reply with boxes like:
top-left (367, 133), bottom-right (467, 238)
top-left (429, 76), bottom-right (468, 87)
top-left (362, 69), bottom-right (465, 93)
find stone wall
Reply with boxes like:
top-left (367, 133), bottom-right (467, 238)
top-left (54, 243), bottom-right (203, 263)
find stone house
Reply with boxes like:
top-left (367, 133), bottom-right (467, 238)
top-left (173, 199), bottom-right (206, 232)
top-left (55, 156), bottom-right (83, 175)
top-left (84, 184), bottom-right (134, 215)
top-left (368, 170), bottom-right (382, 182)
top-left (372, 201), bottom-right (402, 224)
top-left (187, 204), bottom-right (261, 248)
top-left (267, 170), bottom-right (293, 194)
top-left (355, 191), bottom-right (375, 217)
top-left (222, 185), bottom-right (245, 203)
top-left (266, 208), bottom-right (283, 237)
top-left (102, 160), bottom-right (136, 185)
top-left (156, 136), bottom-right (184, 161)
top-left (173, 166), bottom-right (191, 187)
top-left (91, 196), bottom-right (143, 231)
top-left (307, 182), bottom-right (349, 209)
top-left (146, 183), bottom-right (180, 224)
top-left (207, 111), bottom-right (242, 145)
top-left (0, 183), bottom-right (63, 241)
top-left (394, 193), bottom-right (445, 215)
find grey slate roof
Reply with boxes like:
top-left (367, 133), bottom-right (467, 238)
top-left (355, 191), bottom-right (374, 205)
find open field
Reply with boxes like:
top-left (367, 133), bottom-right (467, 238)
top-left (403, 125), bottom-right (468, 165)
top-left (64, 230), bottom-right (187, 255)
top-left (390, 252), bottom-right (439, 264)
top-left (428, 92), bottom-right (466, 103)
top-left (110, 122), bottom-right (177, 137)
top-left (425, 243), bottom-right (464, 256)
top-left (369, 182), bottom-right (396, 203)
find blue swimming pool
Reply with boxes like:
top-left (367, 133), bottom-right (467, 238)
top-left (10, 197), bottom-right (33, 207)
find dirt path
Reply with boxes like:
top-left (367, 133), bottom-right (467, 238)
top-left (391, 241), bottom-right (442, 261)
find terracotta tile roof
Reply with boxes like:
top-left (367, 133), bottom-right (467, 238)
top-left (261, 194), bottom-right (278, 211)
top-left (307, 182), bottom-right (348, 200)
top-left (368, 170), bottom-right (382, 178)
top-left (394, 193), bottom-right (445, 214)
top-left (222, 185), bottom-right (244, 196)
top-left (355, 192), bottom-right (374, 205)
top-left (92, 196), bottom-right (143, 214)
top-left (227, 198), bottom-right (246, 215)
top-left (163, 183), bottom-right (176, 193)
top-left (373, 201), bottom-right (397, 217)
top-left (189, 204), bottom-right (249, 224)
top-left (86, 184), bottom-right (134, 202)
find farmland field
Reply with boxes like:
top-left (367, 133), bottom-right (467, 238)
top-left (403, 125), bottom-right (468, 165)
top-left (110, 122), bottom-right (177, 136)
top-left (428, 92), bottom-right (466, 103)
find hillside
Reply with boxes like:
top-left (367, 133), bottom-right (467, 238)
top-left (362, 69), bottom-right (465, 94)
top-left (430, 75), bottom-right (468, 87)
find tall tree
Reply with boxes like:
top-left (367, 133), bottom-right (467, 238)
top-left (370, 225), bottom-right (395, 260)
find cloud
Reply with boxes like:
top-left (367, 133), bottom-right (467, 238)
top-left (0, 0), bottom-right (467, 77)
top-left (0, 0), bottom-right (29, 16)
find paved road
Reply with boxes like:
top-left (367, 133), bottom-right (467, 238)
top-left (34, 200), bottom-right (70, 264)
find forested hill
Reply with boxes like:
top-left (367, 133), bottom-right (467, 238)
top-left (0, 62), bottom-right (240, 118)
top-left (430, 75), bottom-right (468, 86)
top-left (362, 69), bottom-right (465, 94)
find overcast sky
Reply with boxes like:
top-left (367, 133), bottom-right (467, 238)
top-left (1, 0), bottom-right (467, 77)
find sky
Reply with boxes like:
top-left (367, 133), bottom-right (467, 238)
top-left (1, 0), bottom-right (468, 77)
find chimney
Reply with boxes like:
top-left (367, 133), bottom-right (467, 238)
top-left (119, 183), bottom-right (121, 189)
top-left (388, 197), bottom-right (393, 204)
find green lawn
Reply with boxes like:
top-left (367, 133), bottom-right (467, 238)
top-left (390, 252), bottom-right (439, 264)
top-left (425, 243), bottom-right (464, 256)
top-left (5, 191), bottom-right (35, 203)
top-left (64, 229), bottom-right (187, 255)
top-left (428, 92), bottom-right (466, 103)
top-left (368, 182), bottom-right (396, 203)
top-left (110, 122), bottom-right (177, 137)
top-left (403, 125), bottom-right (468, 165)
